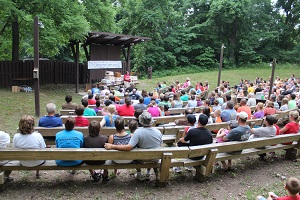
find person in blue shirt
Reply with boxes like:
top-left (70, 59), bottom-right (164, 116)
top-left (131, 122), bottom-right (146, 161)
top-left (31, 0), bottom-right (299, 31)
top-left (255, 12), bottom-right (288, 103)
top-left (38, 103), bottom-right (63, 128)
top-left (55, 116), bottom-right (84, 166)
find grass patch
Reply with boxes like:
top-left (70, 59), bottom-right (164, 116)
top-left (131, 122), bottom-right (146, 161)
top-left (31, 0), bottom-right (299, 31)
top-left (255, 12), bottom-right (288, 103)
top-left (245, 180), bottom-right (286, 200)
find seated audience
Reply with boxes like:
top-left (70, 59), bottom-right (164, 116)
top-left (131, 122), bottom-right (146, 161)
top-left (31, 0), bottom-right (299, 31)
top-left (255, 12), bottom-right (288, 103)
top-left (252, 102), bottom-right (264, 119)
top-left (74, 105), bottom-right (89, 127)
top-left (56, 116), bottom-right (84, 166)
top-left (94, 100), bottom-right (102, 113)
top-left (280, 110), bottom-right (300, 135)
top-left (172, 93), bottom-right (183, 108)
top-left (147, 100), bottom-right (162, 117)
top-left (118, 97), bottom-right (135, 116)
top-left (13, 115), bottom-right (46, 177)
top-left (246, 93), bottom-right (256, 107)
top-left (38, 103), bottom-right (63, 128)
top-left (87, 94), bottom-right (96, 105)
top-left (187, 95), bottom-right (197, 108)
top-left (100, 104), bottom-right (119, 128)
top-left (108, 117), bottom-right (133, 175)
top-left (237, 98), bottom-right (252, 120)
top-left (134, 97), bottom-right (146, 111)
top-left (82, 99), bottom-right (96, 116)
top-left (62, 95), bottom-right (77, 110)
top-left (280, 98), bottom-right (289, 111)
top-left (83, 121), bottom-right (109, 183)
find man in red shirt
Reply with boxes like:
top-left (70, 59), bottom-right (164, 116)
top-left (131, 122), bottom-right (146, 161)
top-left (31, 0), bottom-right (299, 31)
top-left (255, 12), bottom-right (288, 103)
top-left (117, 97), bottom-right (134, 116)
top-left (74, 105), bottom-right (89, 126)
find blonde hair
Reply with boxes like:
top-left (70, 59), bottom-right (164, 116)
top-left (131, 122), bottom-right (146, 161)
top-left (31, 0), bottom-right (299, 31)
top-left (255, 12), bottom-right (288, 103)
top-left (289, 110), bottom-right (299, 122)
top-left (266, 101), bottom-right (274, 108)
top-left (107, 104), bottom-right (116, 125)
top-left (214, 109), bottom-right (221, 116)
top-left (257, 102), bottom-right (264, 110)
top-left (282, 98), bottom-right (289, 105)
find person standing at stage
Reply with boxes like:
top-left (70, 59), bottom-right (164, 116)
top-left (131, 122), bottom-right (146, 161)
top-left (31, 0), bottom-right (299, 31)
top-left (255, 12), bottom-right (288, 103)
top-left (124, 71), bottom-right (131, 88)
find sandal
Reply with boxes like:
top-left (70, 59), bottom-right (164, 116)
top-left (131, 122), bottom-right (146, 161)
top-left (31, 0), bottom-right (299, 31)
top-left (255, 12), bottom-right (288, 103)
top-left (91, 172), bottom-right (101, 182)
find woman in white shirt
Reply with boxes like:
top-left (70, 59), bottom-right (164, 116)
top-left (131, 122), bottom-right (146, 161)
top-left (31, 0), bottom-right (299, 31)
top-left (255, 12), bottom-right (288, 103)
top-left (13, 115), bottom-right (46, 178)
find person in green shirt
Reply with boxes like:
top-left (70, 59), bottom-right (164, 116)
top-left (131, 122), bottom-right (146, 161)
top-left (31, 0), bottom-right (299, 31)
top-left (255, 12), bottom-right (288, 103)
top-left (288, 94), bottom-right (297, 109)
top-left (180, 90), bottom-right (189, 101)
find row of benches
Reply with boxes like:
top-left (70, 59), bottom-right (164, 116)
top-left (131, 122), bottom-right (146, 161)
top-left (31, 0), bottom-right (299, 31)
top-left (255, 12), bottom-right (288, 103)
top-left (1, 133), bottom-right (299, 190)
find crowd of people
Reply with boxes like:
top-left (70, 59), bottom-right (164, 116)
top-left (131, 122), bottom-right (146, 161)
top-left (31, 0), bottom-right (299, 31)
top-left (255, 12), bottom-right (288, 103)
top-left (0, 74), bottom-right (300, 188)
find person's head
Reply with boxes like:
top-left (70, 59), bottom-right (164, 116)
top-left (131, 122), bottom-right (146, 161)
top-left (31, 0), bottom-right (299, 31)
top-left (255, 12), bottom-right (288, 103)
top-left (225, 94), bottom-right (231, 101)
top-left (109, 95), bottom-right (115, 102)
top-left (173, 93), bottom-right (179, 100)
top-left (88, 94), bottom-right (93, 100)
top-left (191, 95), bottom-right (195, 101)
top-left (65, 95), bottom-right (72, 103)
top-left (139, 111), bottom-right (154, 127)
top-left (115, 117), bottom-right (125, 131)
top-left (96, 100), bottom-right (101, 108)
top-left (202, 106), bottom-right (211, 118)
top-left (134, 109), bottom-right (143, 119)
top-left (237, 111), bottom-right (248, 123)
top-left (128, 119), bottom-right (138, 133)
top-left (81, 99), bottom-right (88, 107)
top-left (240, 98), bottom-right (247, 106)
top-left (65, 116), bottom-right (75, 131)
top-left (132, 89), bottom-right (137, 94)
top-left (95, 95), bottom-right (100, 101)
top-left (181, 90), bottom-right (186, 95)
top-left (204, 99), bottom-right (210, 106)
top-left (88, 120), bottom-right (100, 137)
top-left (138, 96), bottom-right (144, 104)
top-left (19, 115), bottom-right (35, 135)
top-left (75, 105), bottom-right (85, 116)
top-left (149, 92), bottom-right (153, 97)
top-left (227, 120), bottom-right (238, 130)
top-left (289, 110), bottom-right (299, 122)
top-left (184, 108), bottom-right (194, 115)
top-left (290, 93), bottom-right (296, 100)
top-left (198, 114), bottom-right (208, 126)
top-left (46, 103), bottom-right (56, 115)
top-left (285, 177), bottom-right (300, 195)
top-left (104, 99), bottom-right (112, 107)
top-left (214, 109), bottom-right (221, 117)
top-left (256, 102), bottom-right (264, 110)
top-left (164, 104), bottom-right (169, 111)
top-left (248, 93), bottom-right (254, 98)
top-left (125, 97), bottom-right (132, 106)
top-left (282, 98), bottom-right (289, 105)
top-left (186, 114), bottom-right (196, 125)
top-left (108, 104), bottom-right (116, 115)
top-left (266, 101), bottom-right (274, 108)
top-left (265, 115), bottom-right (276, 126)
top-left (163, 95), bottom-right (169, 102)
top-left (214, 99), bottom-right (219, 106)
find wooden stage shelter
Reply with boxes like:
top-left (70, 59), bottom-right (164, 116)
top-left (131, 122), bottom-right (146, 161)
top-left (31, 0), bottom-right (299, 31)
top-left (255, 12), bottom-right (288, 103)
top-left (70, 32), bottom-right (151, 92)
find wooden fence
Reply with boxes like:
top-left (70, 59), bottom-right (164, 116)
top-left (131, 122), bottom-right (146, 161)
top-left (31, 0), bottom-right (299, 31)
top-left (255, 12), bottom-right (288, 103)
top-left (0, 60), bottom-right (89, 87)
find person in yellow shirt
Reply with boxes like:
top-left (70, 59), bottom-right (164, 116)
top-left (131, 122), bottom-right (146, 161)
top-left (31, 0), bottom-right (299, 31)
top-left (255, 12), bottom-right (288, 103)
top-left (248, 83), bottom-right (255, 93)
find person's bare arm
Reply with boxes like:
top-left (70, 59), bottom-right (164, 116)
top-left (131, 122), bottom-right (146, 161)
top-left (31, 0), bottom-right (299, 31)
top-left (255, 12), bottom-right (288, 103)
top-left (104, 143), bottom-right (133, 151)
top-left (107, 135), bottom-right (114, 144)
top-left (279, 126), bottom-right (287, 134)
top-left (100, 118), bottom-right (106, 128)
top-left (178, 137), bottom-right (187, 143)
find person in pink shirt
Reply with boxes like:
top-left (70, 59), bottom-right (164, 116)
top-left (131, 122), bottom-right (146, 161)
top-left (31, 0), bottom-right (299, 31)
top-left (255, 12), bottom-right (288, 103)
top-left (237, 98), bottom-right (252, 119)
top-left (147, 100), bottom-right (161, 117)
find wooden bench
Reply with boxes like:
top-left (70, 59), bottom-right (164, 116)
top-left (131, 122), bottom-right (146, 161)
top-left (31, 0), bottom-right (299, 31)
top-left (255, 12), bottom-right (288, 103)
top-left (1, 133), bottom-right (299, 190)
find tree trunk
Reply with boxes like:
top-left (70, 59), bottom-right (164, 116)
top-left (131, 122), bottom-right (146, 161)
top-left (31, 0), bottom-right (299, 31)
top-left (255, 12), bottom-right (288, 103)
top-left (12, 13), bottom-right (19, 61)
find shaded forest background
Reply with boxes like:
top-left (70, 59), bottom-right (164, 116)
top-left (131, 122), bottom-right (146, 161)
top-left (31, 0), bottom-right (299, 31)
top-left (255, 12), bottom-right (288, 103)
top-left (0, 0), bottom-right (299, 77)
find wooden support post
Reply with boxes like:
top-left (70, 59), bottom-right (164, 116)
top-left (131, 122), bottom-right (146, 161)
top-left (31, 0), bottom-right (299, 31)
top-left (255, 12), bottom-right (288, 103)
top-left (203, 149), bottom-right (218, 176)
top-left (156, 153), bottom-right (172, 187)
top-left (194, 149), bottom-right (218, 182)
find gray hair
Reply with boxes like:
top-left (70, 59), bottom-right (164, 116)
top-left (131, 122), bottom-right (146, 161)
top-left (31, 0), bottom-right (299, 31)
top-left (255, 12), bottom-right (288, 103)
top-left (46, 103), bottom-right (56, 114)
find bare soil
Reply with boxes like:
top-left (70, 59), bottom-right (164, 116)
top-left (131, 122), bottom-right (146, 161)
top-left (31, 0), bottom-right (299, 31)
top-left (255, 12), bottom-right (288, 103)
top-left (2, 152), bottom-right (300, 200)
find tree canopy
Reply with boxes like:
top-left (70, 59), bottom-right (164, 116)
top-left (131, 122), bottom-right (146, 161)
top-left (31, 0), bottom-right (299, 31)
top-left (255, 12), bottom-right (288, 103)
top-left (0, 0), bottom-right (299, 74)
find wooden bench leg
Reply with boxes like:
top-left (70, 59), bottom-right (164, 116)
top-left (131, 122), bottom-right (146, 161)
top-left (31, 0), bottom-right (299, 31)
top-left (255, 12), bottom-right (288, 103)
top-left (0, 171), bottom-right (10, 192)
top-left (285, 148), bottom-right (298, 161)
top-left (156, 153), bottom-right (172, 187)
top-left (194, 149), bottom-right (218, 182)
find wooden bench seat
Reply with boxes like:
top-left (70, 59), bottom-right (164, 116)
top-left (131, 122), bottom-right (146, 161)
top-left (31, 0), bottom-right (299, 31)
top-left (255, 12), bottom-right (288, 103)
top-left (1, 134), bottom-right (299, 189)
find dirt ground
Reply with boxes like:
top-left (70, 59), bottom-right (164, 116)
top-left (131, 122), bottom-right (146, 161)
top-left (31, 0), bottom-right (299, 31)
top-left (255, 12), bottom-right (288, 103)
top-left (1, 153), bottom-right (299, 200)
